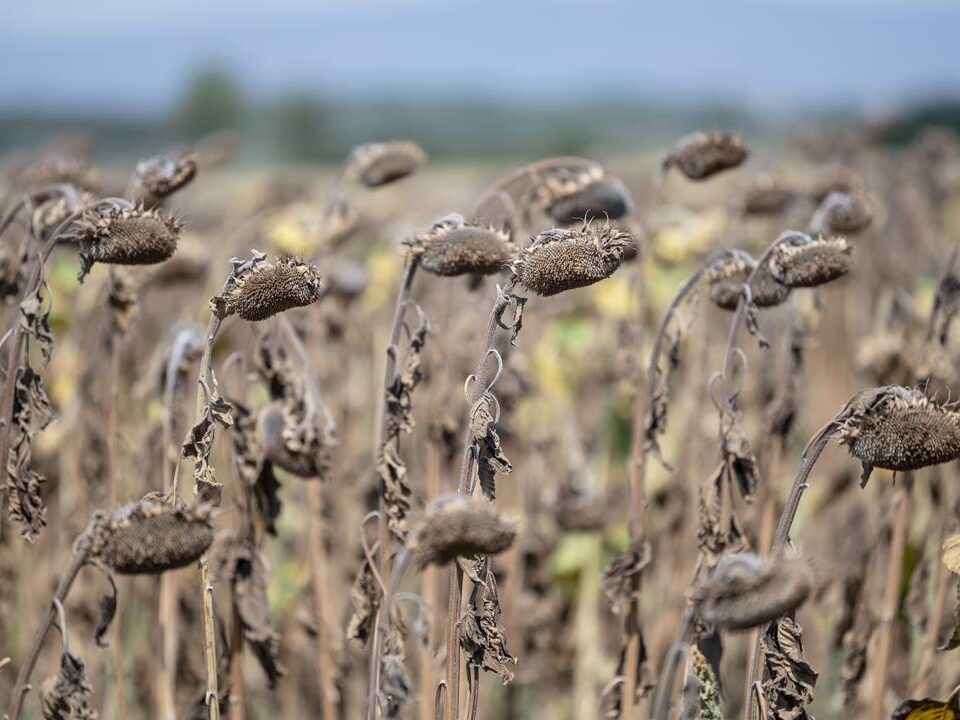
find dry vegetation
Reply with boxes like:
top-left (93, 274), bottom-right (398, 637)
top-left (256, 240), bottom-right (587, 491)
top-left (1, 124), bottom-right (960, 720)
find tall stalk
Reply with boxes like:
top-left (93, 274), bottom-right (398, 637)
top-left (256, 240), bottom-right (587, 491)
top-left (443, 278), bottom-right (517, 720)
top-left (367, 257), bottom-right (419, 717)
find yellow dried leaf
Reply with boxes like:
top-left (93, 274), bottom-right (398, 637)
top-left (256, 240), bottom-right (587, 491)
top-left (942, 534), bottom-right (960, 575)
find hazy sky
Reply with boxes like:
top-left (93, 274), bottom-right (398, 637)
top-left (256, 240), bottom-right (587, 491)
top-left (3, 0), bottom-right (959, 113)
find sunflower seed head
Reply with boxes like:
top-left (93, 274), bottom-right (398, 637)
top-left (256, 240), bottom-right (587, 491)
top-left (535, 166), bottom-right (631, 224)
top-left (739, 174), bottom-right (796, 216)
top-left (93, 499), bottom-right (215, 574)
top-left (133, 152), bottom-right (198, 206)
top-left (663, 132), bottom-right (749, 181)
top-left (511, 222), bottom-right (630, 296)
top-left (74, 206), bottom-right (181, 281)
top-left (409, 495), bottom-right (517, 567)
top-left (810, 191), bottom-right (873, 235)
top-left (347, 140), bottom-right (426, 188)
top-left (31, 191), bottom-right (95, 239)
top-left (707, 250), bottom-right (756, 310)
top-left (220, 256), bottom-right (323, 321)
top-left (408, 214), bottom-right (515, 277)
top-left (706, 249), bottom-right (790, 310)
top-left (691, 552), bottom-right (813, 631)
top-left (256, 401), bottom-right (328, 478)
top-left (770, 231), bottom-right (852, 288)
top-left (835, 385), bottom-right (960, 477)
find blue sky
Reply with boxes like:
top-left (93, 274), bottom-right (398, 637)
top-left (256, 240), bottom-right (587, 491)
top-left (2, 0), bottom-right (959, 113)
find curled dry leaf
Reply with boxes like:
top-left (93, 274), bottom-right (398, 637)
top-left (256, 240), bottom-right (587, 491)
top-left (216, 535), bottom-right (286, 686)
top-left (834, 385), bottom-right (960, 487)
top-left (663, 131), bottom-right (749, 180)
top-left (601, 541), bottom-right (652, 614)
top-left (722, 419), bottom-right (762, 501)
top-left (6, 367), bottom-right (55, 541)
top-left (469, 393), bottom-right (511, 501)
top-left (378, 307), bottom-right (429, 540)
top-left (40, 651), bottom-right (98, 720)
top-left (696, 462), bottom-right (750, 567)
top-left (891, 684), bottom-right (960, 720)
top-left (937, 579), bottom-right (960, 651)
top-left (346, 556), bottom-right (380, 645)
top-left (758, 615), bottom-right (818, 720)
top-left (459, 568), bottom-right (516, 684)
top-left (378, 615), bottom-right (411, 719)
top-left (691, 552), bottom-right (813, 631)
top-left (510, 222), bottom-right (630, 296)
top-left (409, 495), bottom-right (517, 567)
top-left (943, 534), bottom-right (960, 575)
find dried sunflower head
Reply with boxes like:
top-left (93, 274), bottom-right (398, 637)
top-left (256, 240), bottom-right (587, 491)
top-left (407, 213), bottom-right (514, 277)
top-left (92, 499), bottom-right (214, 574)
top-left (347, 141), bottom-right (426, 187)
top-left (510, 222), bottom-right (630, 296)
top-left (535, 165), bottom-right (632, 224)
top-left (409, 495), bottom-right (517, 567)
top-left (835, 385), bottom-right (960, 484)
top-left (810, 191), bottom-right (873, 235)
top-left (72, 205), bottom-right (181, 281)
top-left (215, 255), bottom-right (323, 321)
top-left (132, 152), bottom-right (198, 206)
top-left (256, 401), bottom-right (328, 478)
top-left (739, 175), bottom-right (796, 216)
top-left (769, 232), bottom-right (852, 288)
top-left (663, 132), bottom-right (749, 181)
top-left (691, 552), bottom-right (813, 631)
top-left (706, 249), bottom-right (790, 311)
top-left (31, 191), bottom-right (95, 239)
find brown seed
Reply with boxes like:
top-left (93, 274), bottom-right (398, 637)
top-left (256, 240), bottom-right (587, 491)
top-left (133, 152), bottom-right (198, 206)
top-left (835, 385), bottom-right (960, 480)
top-left (511, 222), bottom-right (630, 296)
top-left (95, 500), bottom-right (214, 574)
top-left (770, 231), bottom-right (852, 288)
top-left (221, 257), bottom-right (323, 321)
top-left (706, 250), bottom-right (790, 311)
top-left (809, 191), bottom-right (873, 235)
top-left (663, 132), bottom-right (749, 181)
top-left (409, 495), bottom-right (517, 567)
top-left (74, 206), bottom-right (181, 281)
top-left (347, 141), bottom-right (426, 187)
top-left (410, 214), bottom-right (514, 277)
top-left (691, 552), bottom-right (813, 631)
